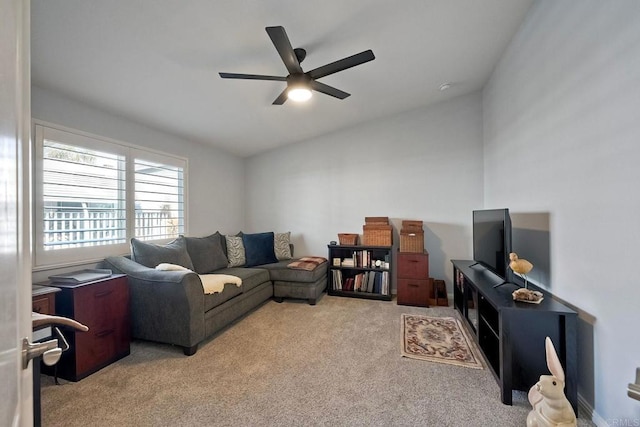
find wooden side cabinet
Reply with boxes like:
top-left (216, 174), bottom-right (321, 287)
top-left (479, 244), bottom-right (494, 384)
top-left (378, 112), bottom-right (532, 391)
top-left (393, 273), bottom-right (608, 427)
top-left (397, 251), bottom-right (430, 306)
top-left (47, 274), bottom-right (130, 381)
top-left (32, 285), bottom-right (60, 315)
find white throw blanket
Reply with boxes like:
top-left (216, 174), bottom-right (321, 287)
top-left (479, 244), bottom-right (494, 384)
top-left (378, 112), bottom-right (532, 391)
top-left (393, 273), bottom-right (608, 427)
top-left (198, 274), bottom-right (242, 294)
top-left (155, 263), bottom-right (242, 294)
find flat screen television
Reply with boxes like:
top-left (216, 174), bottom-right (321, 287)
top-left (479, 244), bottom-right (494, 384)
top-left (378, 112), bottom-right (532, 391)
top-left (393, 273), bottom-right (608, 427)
top-left (472, 208), bottom-right (512, 280)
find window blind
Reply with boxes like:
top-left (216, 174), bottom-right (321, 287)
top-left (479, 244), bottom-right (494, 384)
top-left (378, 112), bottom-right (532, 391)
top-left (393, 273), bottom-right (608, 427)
top-left (134, 158), bottom-right (184, 240)
top-left (42, 140), bottom-right (126, 250)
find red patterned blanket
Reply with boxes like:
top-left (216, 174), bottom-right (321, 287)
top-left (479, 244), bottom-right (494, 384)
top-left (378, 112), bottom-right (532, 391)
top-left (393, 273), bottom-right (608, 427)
top-left (287, 256), bottom-right (328, 271)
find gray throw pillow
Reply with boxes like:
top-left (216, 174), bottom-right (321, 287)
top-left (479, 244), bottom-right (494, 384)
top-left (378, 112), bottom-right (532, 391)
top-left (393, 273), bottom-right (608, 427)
top-left (274, 231), bottom-right (292, 260)
top-left (183, 232), bottom-right (228, 274)
top-left (130, 237), bottom-right (194, 270)
top-left (225, 235), bottom-right (246, 267)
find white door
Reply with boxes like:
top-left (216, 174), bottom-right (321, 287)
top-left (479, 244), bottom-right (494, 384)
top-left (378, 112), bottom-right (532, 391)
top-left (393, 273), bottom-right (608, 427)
top-left (1, 0), bottom-right (33, 425)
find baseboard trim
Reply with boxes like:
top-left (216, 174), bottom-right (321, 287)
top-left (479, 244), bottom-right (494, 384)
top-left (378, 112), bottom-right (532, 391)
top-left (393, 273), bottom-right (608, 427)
top-left (579, 393), bottom-right (607, 426)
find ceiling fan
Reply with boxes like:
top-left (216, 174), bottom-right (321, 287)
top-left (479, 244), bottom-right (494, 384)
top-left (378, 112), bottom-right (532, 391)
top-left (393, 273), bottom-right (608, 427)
top-left (219, 26), bottom-right (375, 105)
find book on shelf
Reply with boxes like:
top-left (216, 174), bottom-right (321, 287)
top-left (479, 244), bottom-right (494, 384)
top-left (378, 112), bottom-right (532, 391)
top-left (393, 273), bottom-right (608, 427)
top-left (331, 269), bottom-right (389, 296)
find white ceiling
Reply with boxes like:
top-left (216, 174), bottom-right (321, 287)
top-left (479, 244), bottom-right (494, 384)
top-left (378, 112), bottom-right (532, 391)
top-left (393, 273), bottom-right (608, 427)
top-left (31, 0), bottom-right (534, 157)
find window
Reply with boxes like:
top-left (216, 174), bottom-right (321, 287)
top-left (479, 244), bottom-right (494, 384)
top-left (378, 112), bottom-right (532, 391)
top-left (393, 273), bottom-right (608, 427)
top-left (34, 123), bottom-right (187, 267)
top-left (134, 156), bottom-right (185, 240)
top-left (42, 140), bottom-right (126, 250)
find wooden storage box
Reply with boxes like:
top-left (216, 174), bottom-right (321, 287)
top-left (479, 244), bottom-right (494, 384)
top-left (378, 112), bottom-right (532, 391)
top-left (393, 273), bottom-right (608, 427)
top-left (428, 278), bottom-right (448, 306)
top-left (400, 229), bottom-right (424, 253)
top-left (338, 233), bottom-right (358, 245)
top-left (362, 224), bottom-right (392, 246)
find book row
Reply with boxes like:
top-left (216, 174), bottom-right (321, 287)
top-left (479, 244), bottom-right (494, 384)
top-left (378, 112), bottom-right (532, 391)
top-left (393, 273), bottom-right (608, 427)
top-left (332, 250), bottom-right (391, 269)
top-left (331, 270), bottom-right (390, 295)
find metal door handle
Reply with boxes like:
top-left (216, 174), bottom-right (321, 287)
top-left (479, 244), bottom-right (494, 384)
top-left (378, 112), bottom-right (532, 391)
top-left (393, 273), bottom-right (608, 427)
top-left (22, 338), bottom-right (61, 369)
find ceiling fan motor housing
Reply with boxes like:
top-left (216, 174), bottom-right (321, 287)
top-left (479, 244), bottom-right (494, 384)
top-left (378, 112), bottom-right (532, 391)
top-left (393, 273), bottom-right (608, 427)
top-left (287, 73), bottom-right (311, 88)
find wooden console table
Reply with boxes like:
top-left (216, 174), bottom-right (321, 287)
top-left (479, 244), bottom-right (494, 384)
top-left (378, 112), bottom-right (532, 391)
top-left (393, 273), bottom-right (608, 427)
top-left (452, 260), bottom-right (578, 413)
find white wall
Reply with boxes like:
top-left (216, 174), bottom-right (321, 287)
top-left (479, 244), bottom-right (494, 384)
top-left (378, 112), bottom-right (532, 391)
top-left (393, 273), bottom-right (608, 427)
top-left (483, 0), bottom-right (640, 423)
top-left (31, 86), bottom-right (245, 278)
top-left (245, 92), bottom-right (484, 290)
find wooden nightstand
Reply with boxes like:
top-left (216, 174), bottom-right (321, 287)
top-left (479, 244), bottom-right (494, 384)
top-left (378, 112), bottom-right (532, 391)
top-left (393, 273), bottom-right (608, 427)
top-left (44, 274), bottom-right (130, 381)
top-left (396, 251), bottom-right (430, 307)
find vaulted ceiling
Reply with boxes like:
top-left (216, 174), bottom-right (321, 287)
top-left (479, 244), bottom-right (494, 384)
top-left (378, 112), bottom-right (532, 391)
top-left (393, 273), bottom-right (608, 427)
top-left (31, 0), bottom-right (533, 157)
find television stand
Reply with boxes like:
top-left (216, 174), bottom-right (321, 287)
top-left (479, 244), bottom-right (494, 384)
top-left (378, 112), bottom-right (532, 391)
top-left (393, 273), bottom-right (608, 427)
top-left (492, 280), bottom-right (510, 288)
top-left (452, 260), bottom-right (578, 413)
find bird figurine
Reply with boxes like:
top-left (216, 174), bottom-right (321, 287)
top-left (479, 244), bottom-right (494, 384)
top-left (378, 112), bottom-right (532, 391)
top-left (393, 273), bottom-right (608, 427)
top-left (509, 252), bottom-right (533, 288)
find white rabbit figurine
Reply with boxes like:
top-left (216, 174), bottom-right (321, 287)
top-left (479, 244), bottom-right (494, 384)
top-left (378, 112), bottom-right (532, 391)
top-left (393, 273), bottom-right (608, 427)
top-left (527, 337), bottom-right (576, 427)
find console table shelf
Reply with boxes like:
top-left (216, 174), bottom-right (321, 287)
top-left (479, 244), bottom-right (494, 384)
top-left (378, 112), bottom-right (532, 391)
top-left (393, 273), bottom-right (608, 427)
top-left (452, 260), bottom-right (578, 413)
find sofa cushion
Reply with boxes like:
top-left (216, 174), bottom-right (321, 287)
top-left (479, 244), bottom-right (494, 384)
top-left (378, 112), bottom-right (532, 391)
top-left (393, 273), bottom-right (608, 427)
top-left (243, 232), bottom-right (278, 267)
top-left (203, 283), bottom-right (243, 312)
top-left (225, 235), bottom-right (245, 267)
top-left (184, 233), bottom-right (228, 274)
top-left (274, 232), bottom-right (293, 260)
top-left (260, 259), bottom-right (328, 283)
top-left (130, 237), bottom-right (194, 270)
top-left (214, 267), bottom-right (270, 293)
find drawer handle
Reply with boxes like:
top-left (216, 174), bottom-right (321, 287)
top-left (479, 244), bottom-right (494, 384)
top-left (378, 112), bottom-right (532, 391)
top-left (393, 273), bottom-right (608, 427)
top-left (94, 290), bottom-right (113, 298)
top-left (408, 283), bottom-right (420, 287)
top-left (95, 329), bottom-right (114, 338)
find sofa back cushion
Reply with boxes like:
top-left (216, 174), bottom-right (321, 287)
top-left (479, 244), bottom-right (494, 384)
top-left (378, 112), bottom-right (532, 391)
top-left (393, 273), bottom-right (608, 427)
top-left (184, 232), bottom-right (228, 274)
top-left (130, 237), bottom-right (194, 270)
top-left (243, 232), bottom-right (278, 267)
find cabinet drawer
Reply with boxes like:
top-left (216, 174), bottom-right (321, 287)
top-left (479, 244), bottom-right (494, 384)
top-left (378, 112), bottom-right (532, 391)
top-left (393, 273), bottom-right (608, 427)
top-left (75, 326), bottom-right (128, 375)
top-left (397, 252), bottom-right (429, 279)
top-left (32, 294), bottom-right (54, 314)
top-left (397, 278), bottom-right (430, 307)
top-left (73, 277), bottom-right (129, 330)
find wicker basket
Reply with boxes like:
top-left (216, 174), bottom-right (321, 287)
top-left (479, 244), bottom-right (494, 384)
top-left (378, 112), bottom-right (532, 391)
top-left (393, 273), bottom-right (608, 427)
top-left (401, 220), bottom-right (423, 231)
top-left (362, 224), bottom-right (392, 246)
top-left (338, 233), bottom-right (358, 246)
top-left (365, 216), bottom-right (389, 225)
top-left (400, 230), bottom-right (424, 253)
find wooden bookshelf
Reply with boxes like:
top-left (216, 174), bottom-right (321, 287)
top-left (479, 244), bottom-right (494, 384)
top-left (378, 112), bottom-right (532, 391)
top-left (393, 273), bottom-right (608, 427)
top-left (327, 244), bottom-right (392, 301)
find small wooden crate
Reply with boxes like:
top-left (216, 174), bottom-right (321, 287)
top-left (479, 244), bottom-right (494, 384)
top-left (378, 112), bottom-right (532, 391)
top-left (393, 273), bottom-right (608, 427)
top-left (428, 279), bottom-right (448, 306)
top-left (400, 230), bottom-right (424, 253)
top-left (338, 233), bottom-right (358, 246)
top-left (362, 224), bottom-right (392, 246)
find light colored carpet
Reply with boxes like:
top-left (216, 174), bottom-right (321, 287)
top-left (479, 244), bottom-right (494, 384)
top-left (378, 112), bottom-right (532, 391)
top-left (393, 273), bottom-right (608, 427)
top-left (41, 295), bottom-right (594, 426)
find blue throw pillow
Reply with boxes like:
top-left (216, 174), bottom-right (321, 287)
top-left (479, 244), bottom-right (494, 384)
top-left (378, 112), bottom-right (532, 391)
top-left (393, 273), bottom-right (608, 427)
top-left (242, 232), bottom-right (278, 267)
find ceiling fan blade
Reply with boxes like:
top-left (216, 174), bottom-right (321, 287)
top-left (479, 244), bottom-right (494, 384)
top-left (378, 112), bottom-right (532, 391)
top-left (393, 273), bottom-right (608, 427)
top-left (309, 80), bottom-right (350, 100)
top-left (266, 26), bottom-right (303, 75)
top-left (219, 72), bottom-right (286, 81)
top-left (272, 89), bottom-right (288, 105)
top-left (307, 50), bottom-right (375, 80)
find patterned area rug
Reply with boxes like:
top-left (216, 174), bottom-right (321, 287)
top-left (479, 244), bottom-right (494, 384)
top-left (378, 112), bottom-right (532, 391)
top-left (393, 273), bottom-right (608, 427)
top-left (401, 314), bottom-right (484, 369)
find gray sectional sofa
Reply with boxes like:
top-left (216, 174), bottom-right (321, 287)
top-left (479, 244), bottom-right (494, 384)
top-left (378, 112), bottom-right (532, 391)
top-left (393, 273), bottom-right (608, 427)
top-left (103, 232), bottom-right (327, 355)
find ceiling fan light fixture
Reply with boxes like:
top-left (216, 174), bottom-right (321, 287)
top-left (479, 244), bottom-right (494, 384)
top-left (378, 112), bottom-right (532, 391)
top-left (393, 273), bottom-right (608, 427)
top-left (287, 86), bottom-right (312, 102)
